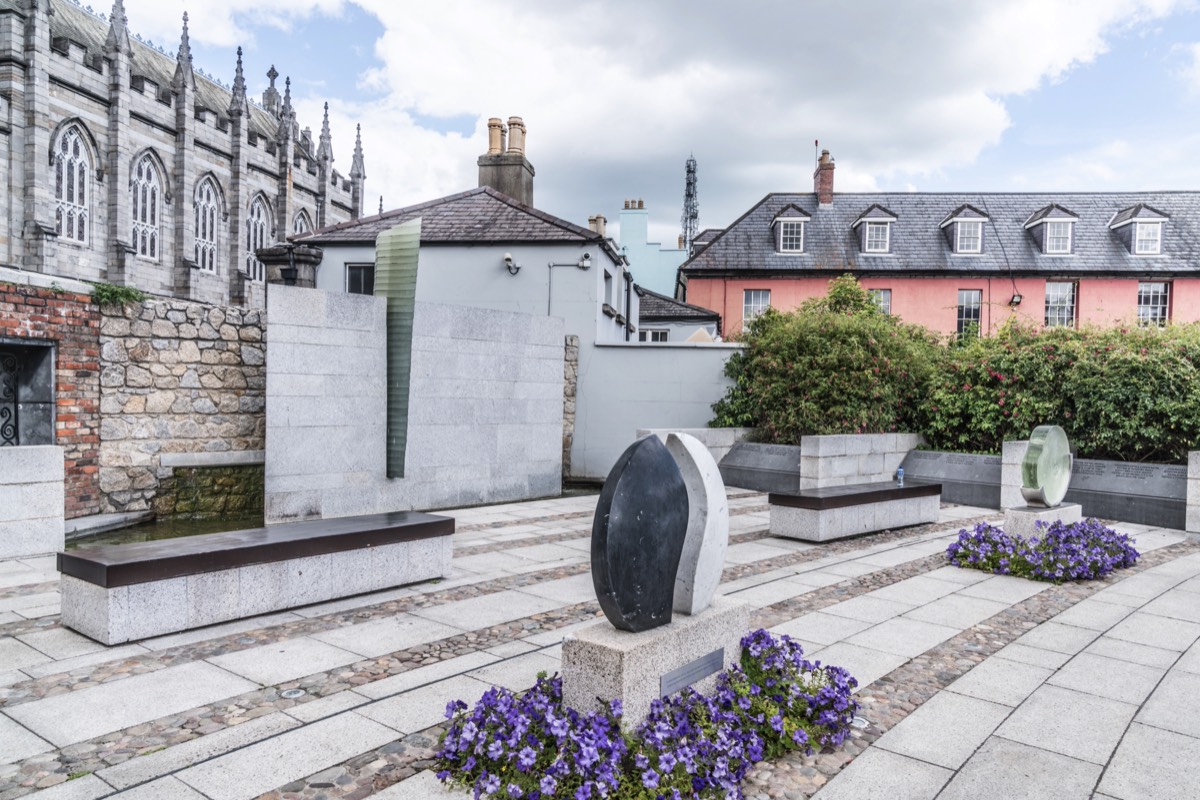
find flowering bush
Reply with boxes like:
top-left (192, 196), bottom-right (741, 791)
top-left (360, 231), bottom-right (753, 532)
top-left (947, 518), bottom-right (1139, 582)
top-left (435, 630), bottom-right (859, 799)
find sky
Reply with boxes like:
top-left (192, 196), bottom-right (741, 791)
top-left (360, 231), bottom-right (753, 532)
top-left (116, 0), bottom-right (1200, 246)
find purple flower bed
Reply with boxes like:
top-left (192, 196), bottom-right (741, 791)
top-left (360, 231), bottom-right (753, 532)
top-left (434, 629), bottom-right (858, 799)
top-left (947, 518), bottom-right (1139, 582)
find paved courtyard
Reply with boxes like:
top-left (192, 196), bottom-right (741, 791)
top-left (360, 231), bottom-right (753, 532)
top-left (1, 490), bottom-right (1198, 800)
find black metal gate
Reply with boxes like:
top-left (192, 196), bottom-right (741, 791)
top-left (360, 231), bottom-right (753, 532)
top-left (0, 351), bottom-right (18, 446)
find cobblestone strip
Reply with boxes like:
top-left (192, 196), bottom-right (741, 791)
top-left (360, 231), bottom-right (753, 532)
top-left (742, 537), bottom-right (1200, 799)
top-left (0, 581), bottom-right (59, 602)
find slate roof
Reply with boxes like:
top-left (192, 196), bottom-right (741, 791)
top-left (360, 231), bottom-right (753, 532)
top-left (24, 0), bottom-right (285, 142)
top-left (682, 191), bottom-right (1200, 278)
top-left (1109, 203), bottom-right (1169, 228)
top-left (298, 187), bottom-right (622, 263)
top-left (635, 286), bottom-right (721, 324)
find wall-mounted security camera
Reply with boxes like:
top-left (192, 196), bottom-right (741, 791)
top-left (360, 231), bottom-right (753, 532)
top-left (578, 252), bottom-right (592, 270)
top-left (503, 252), bottom-right (521, 276)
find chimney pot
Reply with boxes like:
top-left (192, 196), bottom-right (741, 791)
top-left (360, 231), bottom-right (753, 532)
top-left (637, 198), bottom-right (644, 210)
top-left (623, 199), bottom-right (630, 210)
top-left (677, 234), bottom-right (684, 249)
top-left (486, 117), bottom-right (504, 155)
top-left (814, 149), bottom-right (835, 206)
top-left (589, 213), bottom-right (607, 237)
top-left (506, 116), bottom-right (526, 155)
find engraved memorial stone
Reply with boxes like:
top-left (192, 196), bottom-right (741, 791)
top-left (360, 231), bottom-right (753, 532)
top-left (666, 432), bottom-right (729, 616)
top-left (591, 435), bottom-right (689, 632)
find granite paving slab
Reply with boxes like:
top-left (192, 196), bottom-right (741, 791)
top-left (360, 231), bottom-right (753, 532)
top-left (1134, 669), bottom-right (1200, 737)
top-left (0, 713), bottom-right (52, 766)
top-left (771, 611), bottom-right (874, 645)
top-left (845, 617), bottom-right (960, 658)
top-left (408, 589), bottom-right (565, 630)
top-left (357, 674), bottom-right (494, 735)
top-left (207, 637), bottom-right (363, 686)
top-left (946, 657), bottom-right (1055, 706)
top-left (1046, 652), bottom-right (1166, 705)
top-left (1140, 589), bottom-right (1200, 624)
top-left (1097, 722), bottom-right (1200, 800)
top-left (1048, 598), bottom-right (1135, 631)
top-left (110, 776), bottom-right (208, 799)
top-left (4, 661), bottom-right (258, 747)
top-left (958, 574), bottom-right (1049, 604)
top-left (0, 639), bottom-right (48, 672)
top-left (1084, 636), bottom-right (1180, 668)
top-left (872, 690), bottom-right (1010, 769)
top-left (808, 747), bottom-right (949, 799)
top-left (994, 684), bottom-right (1137, 764)
top-left (309, 614), bottom-right (466, 658)
top-left (805, 642), bottom-right (907, 691)
top-left (13, 775), bottom-right (112, 800)
top-left (1011, 621), bottom-right (1100, 655)
top-left (177, 712), bottom-right (398, 800)
top-left (465, 652), bottom-right (562, 692)
top-left (14, 628), bottom-right (106, 661)
top-left (820, 595), bottom-right (915, 624)
top-left (862, 574), bottom-right (960, 605)
top-left (902, 593), bottom-right (1009, 629)
top-left (936, 736), bottom-right (1101, 800)
top-left (1105, 611), bottom-right (1200, 652)
top-left (372, 769), bottom-right (469, 798)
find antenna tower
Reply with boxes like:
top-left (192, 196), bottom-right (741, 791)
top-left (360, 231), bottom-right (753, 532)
top-left (681, 154), bottom-right (699, 253)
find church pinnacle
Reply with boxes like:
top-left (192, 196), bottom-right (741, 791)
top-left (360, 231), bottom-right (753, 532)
top-left (317, 102), bottom-right (333, 163)
top-left (104, 0), bottom-right (130, 55)
top-left (350, 123), bottom-right (365, 180)
top-left (228, 47), bottom-right (247, 116)
top-left (173, 12), bottom-right (194, 89)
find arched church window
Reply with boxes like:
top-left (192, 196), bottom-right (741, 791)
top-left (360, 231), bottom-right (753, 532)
top-left (194, 178), bottom-right (221, 273)
top-left (53, 125), bottom-right (91, 244)
top-left (293, 210), bottom-right (312, 235)
top-left (132, 154), bottom-right (162, 259)
top-left (245, 197), bottom-right (271, 281)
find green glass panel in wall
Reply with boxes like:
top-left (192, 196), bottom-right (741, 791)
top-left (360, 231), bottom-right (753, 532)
top-left (374, 218), bottom-right (421, 478)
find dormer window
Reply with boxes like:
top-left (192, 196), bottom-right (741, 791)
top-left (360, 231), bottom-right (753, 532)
top-left (1135, 222), bottom-right (1161, 254)
top-left (939, 204), bottom-right (988, 255)
top-left (772, 204), bottom-right (810, 254)
top-left (1108, 204), bottom-right (1168, 256)
top-left (1024, 204), bottom-right (1078, 255)
top-left (852, 204), bottom-right (897, 255)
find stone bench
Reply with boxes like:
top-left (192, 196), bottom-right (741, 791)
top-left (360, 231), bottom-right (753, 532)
top-left (57, 511), bottom-right (454, 644)
top-left (768, 480), bottom-right (941, 542)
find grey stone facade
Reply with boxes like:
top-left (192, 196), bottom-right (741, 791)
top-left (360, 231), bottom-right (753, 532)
top-left (98, 297), bottom-right (266, 513)
top-left (0, 0), bottom-right (364, 308)
top-left (0, 444), bottom-right (64, 557)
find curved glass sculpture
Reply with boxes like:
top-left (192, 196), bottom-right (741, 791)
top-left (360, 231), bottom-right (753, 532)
top-left (1020, 425), bottom-right (1072, 507)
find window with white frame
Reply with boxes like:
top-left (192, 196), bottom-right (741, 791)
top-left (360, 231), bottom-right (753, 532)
top-left (864, 221), bottom-right (890, 253)
top-left (1045, 221), bottom-right (1073, 254)
top-left (1134, 222), bottom-right (1161, 255)
top-left (1044, 282), bottom-right (1076, 328)
top-left (53, 125), bottom-right (91, 244)
top-left (743, 289), bottom-right (771, 330)
top-left (957, 289), bottom-right (982, 337)
top-left (194, 177), bottom-right (220, 272)
top-left (244, 197), bottom-right (271, 281)
top-left (131, 154), bottom-right (162, 260)
top-left (638, 329), bottom-right (669, 343)
top-left (778, 220), bottom-right (804, 253)
top-left (293, 210), bottom-right (312, 236)
top-left (956, 221), bottom-right (982, 254)
top-left (868, 288), bottom-right (892, 315)
top-left (1138, 281), bottom-right (1170, 326)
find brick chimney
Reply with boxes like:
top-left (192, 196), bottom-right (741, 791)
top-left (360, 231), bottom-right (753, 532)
top-left (814, 149), bottom-right (835, 206)
top-left (478, 115), bottom-right (535, 206)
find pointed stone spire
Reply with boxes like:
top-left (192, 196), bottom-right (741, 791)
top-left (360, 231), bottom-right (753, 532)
top-left (105, 0), bottom-right (131, 55)
top-left (277, 76), bottom-right (296, 142)
top-left (316, 102), bottom-right (333, 162)
top-left (228, 46), bottom-right (247, 116)
top-left (173, 12), bottom-right (194, 89)
top-left (283, 77), bottom-right (293, 114)
top-left (350, 124), bottom-right (365, 180)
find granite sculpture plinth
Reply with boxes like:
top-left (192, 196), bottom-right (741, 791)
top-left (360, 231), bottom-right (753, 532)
top-left (591, 435), bottom-right (689, 632)
top-left (666, 432), bottom-right (729, 615)
top-left (1004, 503), bottom-right (1083, 538)
top-left (561, 596), bottom-right (751, 729)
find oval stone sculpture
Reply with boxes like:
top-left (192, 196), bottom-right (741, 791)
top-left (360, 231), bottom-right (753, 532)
top-left (1021, 424), bottom-right (1072, 507)
top-left (666, 432), bottom-right (729, 616)
top-left (591, 435), bottom-right (690, 632)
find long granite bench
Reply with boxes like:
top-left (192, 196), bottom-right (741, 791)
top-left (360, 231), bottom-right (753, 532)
top-left (768, 480), bottom-right (941, 542)
top-left (57, 511), bottom-right (454, 644)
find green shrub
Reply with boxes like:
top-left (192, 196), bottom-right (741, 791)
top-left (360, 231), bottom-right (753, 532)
top-left (711, 275), bottom-right (943, 442)
top-left (90, 282), bottom-right (146, 306)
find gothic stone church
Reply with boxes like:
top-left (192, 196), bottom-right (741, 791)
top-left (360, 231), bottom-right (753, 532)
top-left (1, 0), bottom-right (366, 307)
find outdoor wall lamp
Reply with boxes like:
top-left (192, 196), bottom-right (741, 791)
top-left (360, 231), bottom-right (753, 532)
top-left (503, 253), bottom-right (521, 276)
top-left (1009, 293), bottom-right (1023, 308)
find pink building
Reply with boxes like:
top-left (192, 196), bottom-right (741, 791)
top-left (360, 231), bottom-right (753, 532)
top-left (681, 151), bottom-right (1200, 336)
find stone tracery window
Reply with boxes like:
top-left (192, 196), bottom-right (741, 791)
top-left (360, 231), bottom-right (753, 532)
top-left (194, 177), bottom-right (220, 272)
top-left (293, 210), bottom-right (312, 236)
top-left (131, 154), bottom-right (162, 259)
top-left (53, 124), bottom-right (91, 244)
top-left (245, 196), bottom-right (271, 281)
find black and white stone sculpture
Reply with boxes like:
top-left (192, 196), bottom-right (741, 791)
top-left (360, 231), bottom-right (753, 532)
top-left (666, 433), bottom-right (729, 616)
top-left (591, 435), bottom-right (689, 632)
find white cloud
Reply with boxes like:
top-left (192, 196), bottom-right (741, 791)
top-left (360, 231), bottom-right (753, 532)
top-left (123, 0), bottom-right (1193, 241)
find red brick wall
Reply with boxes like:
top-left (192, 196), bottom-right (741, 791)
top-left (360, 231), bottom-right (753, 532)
top-left (0, 284), bottom-right (100, 518)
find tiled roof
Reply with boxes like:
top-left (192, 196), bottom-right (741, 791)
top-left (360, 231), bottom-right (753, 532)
top-left (635, 286), bottom-right (721, 323)
top-left (299, 186), bottom-right (609, 247)
top-left (939, 204), bottom-right (988, 227)
top-left (1110, 203), bottom-right (1169, 228)
top-left (1024, 203), bottom-right (1079, 227)
top-left (682, 191), bottom-right (1200, 278)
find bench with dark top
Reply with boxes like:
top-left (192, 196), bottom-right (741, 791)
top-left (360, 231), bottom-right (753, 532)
top-left (768, 479), bottom-right (942, 542)
top-left (59, 511), bottom-right (455, 645)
